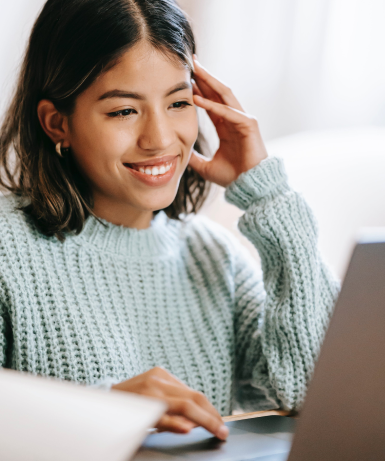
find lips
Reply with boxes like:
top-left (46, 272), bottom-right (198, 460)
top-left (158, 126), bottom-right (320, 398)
top-left (127, 162), bottom-right (172, 173)
top-left (124, 154), bottom-right (178, 167)
top-left (123, 155), bottom-right (178, 186)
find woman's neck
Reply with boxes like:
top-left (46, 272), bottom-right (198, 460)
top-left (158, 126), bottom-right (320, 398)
top-left (92, 195), bottom-right (154, 229)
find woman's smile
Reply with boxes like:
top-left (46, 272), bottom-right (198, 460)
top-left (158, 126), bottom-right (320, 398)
top-left (62, 40), bottom-right (199, 227)
top-left (123, 154), bottom-right (179, 186)
top-left (0, 0), bottom-right (342, 442)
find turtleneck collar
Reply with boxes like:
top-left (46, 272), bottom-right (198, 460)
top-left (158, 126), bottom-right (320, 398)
top-left (71, 210), bottom-right (181, 258)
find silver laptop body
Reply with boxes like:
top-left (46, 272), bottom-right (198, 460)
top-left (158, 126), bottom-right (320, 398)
top-left (288, 230), bottom-right (385, 460)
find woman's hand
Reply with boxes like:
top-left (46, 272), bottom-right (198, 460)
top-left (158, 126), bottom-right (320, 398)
top-left (111, 367), bottom-right (229, 440)
top-left (189, 55), bottom-right (268, 188)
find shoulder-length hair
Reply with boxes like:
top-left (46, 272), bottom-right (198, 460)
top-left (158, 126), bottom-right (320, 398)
top-left (0, 0), bottom-right (211, 242)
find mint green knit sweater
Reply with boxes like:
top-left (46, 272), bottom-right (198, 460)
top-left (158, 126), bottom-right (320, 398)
top-left (0, 157), bottom-right (339, 415)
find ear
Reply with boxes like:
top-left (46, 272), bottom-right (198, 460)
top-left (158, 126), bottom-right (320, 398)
top-left (37, 99), bottom-right (70, 148)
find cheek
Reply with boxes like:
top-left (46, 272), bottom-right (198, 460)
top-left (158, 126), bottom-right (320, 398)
top-left (69, 114), bottom-right (134, 181)
top-left (179, 109), bottom-right (199, 150)
top-left (72, 114), bottom-right (128, 157)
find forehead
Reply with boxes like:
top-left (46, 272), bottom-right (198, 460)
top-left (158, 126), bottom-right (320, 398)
top-left (92, 41), bottom-right (191, 98)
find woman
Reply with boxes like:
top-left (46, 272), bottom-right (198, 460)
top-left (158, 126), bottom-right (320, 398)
top-left (0, 0), bottom-right (339, 440)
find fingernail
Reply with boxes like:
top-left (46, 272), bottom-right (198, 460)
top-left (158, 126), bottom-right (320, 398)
top-left (217, 425), bottom-right (229, 440)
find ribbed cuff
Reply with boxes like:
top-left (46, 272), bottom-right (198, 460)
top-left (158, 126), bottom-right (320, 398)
top-left (224, 157), bottom-right (290, 210)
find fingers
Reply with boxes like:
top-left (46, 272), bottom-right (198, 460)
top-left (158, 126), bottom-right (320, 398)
top-left (191, 78), bottom-right (204, 98)
top-left (159, 369), bottom-right (223, 425)
top-left (188, 149), bottom-right (211, 177)
top-left (154, 377), bottom-right (223, 426)
top-left (193, 55), bottom-right (244, 112)
top-left (112, 366), bottom-right (228, 439)
top-left (191, 390), bottom-right (223, 426)
top-left (148, 368), bottom-right (226, 439)
top-left (192, 77), bottom-right (223, 126)
top-left (167, 396), bottom-right (229, 440)
top-left (193, 71), bottom-right (224, 105)
top-left (193, 94), bottom-right (257, 131)
top-left (157, 414), bottom-right (196, 434)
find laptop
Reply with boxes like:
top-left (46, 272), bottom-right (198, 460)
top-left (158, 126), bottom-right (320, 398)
top-left (134, 228), bottom-right (385, 461)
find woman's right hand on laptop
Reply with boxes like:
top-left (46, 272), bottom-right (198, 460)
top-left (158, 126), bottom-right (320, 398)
top-left (111, 366), bottom-right (229, 440)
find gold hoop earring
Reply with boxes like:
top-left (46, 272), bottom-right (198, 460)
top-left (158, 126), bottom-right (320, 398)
top-left (55, 142), bottom-right (63, 157)
top-left (55, 142), bottom-right (70, 157)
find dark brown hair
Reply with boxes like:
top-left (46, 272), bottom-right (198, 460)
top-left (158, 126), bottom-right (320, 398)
top-left (0, 0), bottom-right (211, 242)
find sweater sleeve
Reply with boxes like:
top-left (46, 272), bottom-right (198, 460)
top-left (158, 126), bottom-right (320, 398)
top-left (224, 156), bottom-right (340, 412)
top-left (0, 297), bottom-right (12, 368)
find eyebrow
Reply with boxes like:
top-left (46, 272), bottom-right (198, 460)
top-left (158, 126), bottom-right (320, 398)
top-left (97, 81), bottom-right (192, 101)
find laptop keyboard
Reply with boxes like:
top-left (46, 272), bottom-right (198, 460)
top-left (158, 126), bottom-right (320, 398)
top-left (135, 416), bottom-right (295, 460)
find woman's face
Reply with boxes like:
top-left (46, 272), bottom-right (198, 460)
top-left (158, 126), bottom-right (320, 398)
top-left (67, 40), bottom-right (198, 225)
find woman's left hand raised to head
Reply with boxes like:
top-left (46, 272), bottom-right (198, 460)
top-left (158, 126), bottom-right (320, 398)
top-left (188, 55), bottom-right (268, 188)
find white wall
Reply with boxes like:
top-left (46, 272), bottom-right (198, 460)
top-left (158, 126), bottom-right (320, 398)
top-left (178, 0), bottom-right (385, 277)
top-left (0, 0), bottom-right (46, 116)
top-left (178, 0), bottom-right (385, 140)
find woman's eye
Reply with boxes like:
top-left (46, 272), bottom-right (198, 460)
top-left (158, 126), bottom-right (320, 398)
top-left (108, 102), bottom-right (191, 118)
top-left (171, 101), bottom-right (192, 109)
top-left (108, 109), bottom-right (135, 118)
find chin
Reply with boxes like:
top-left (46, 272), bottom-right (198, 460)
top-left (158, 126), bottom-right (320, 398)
top-left (138, 193), bottom-right (178, 213)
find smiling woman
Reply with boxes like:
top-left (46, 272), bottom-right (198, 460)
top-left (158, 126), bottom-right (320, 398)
top-left (36, 39), bottom-right (201, 228)
top-left (0, 0), bottom-right (210, 237)
top-left (0, 0), bottom-right (339, 441)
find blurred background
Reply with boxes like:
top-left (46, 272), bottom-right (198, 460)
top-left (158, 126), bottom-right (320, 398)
top-left (1, 0), bottom-right (385, 277)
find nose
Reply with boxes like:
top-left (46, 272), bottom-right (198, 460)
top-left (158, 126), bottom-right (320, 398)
top-left (137, 109), bottom-right (176, 152)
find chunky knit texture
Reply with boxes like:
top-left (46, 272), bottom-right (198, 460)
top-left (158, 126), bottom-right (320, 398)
top-left (0, 157), bottom-right (339, 415)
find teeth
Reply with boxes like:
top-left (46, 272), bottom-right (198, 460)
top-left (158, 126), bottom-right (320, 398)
top-left (137, 162), bottom-right (172, 175)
